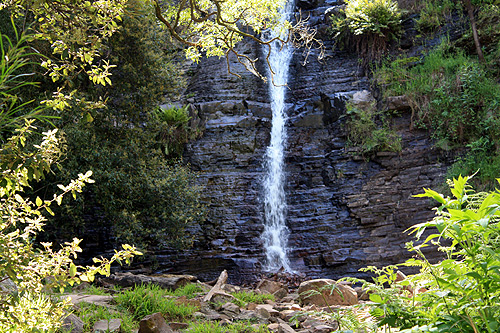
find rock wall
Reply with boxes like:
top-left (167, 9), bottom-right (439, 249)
top-left (154, 1), bottom-right (455, 283)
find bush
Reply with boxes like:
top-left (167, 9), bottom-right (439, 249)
top-left (0, 121), bottom-right (140, 332)
top-left (416, 0), bottom-right (455, 32)
top-left (348, 175), bottom-right (500, 332)
top-left (34, 1), bottom-right (205, 251)
top-left (374, 44), bottom-right (500, 145)
top-left (331, 0), bottom-right (402, 61)
top-left (344, 102), bottom-right (402, 156)
top-left (43, 118), bottom-right (205, 250)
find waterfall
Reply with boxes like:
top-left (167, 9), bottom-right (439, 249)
top-left (261, 0), bottom-right (294, 272)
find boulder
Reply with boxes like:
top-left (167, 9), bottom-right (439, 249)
top-left (168, 322), bottom-right (188, 330)
top-left (273, 287), bottom-right (288, 300)
top-left (60, 313), bottom-right (84, 333)
top-left (351, 90), bottom-right (375, 111)
top-left (221, 301), bottom-right (241, 317)
top-left (386, 95), bottom-right (410, 111)
top-left (256, 304), bottom-right (280, 319)
top-left (267, 322), bottom-right (297, 333)
top-left (0, 277), bottom-right (17, 294)
top-left (298, 279), bottom-right (358, 306)
top-left (93, 319), bottom-right (121, 333)
top-left (63, 295), bottom-right (114, 307)
top-left (256, 279), bottom-right (284, 295)
top-left (138, 313), bottom-right (173, 333)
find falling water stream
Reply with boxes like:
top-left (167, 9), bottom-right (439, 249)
top-left (261, 0), bottom-right (294, 272)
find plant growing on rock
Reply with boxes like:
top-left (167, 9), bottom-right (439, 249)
top-left (344, 102), bottom-right (402, 156)
top-left (331, 0), bottom-right (402, 62)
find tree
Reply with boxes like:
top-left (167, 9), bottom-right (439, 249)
top-left (0, 20), bottom-right (142, 333)
top-left (463, 0), bottom-right (485, 62)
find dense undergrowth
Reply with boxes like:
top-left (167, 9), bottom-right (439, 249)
top-left (337, 0), bottom-right (500, 189)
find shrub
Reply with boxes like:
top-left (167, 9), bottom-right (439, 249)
top-left (446, 137), bottom-right (500, 189)
top-left (33, 2), bottom-right (205, 250)
top-left (348, 175), bottom-right (500, 332)
top-left (153, 105), bottom-right (202, 158)
top-left (44, 118), bottom-right (205, 250)
top-left (0, 121), bottom-right (140, 332)
top-left (344, 102), bottom-right (402, 156)
top-left (416, 0), bottom-right (455, 32)
top-left (374, 44), bottom-right (500, 145)
top-left (331, 0), bottom-right (402, 61)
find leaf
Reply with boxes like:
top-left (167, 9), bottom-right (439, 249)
top-left (36, 197), bottom-right (42, 207)
top-left (477, 217), bottom-right (489, 228)
top-left (414, 188), bottom-right (447, 204)
top-left (69, 263), bottom-right (77, 278)
top-left (465, 271), bottom-right (482, 281)
top-left (14, 194), bottom-right (24, 203)
top-left (45, 206), bottom-right (55, 216)
top-left (369, 293), bottom-right (383, 303)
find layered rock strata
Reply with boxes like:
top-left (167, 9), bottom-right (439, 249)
top-left (154, 2), bottom-right (454, 283)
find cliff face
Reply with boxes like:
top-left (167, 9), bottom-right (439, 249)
top-left (155, 1), bottom-right (456, 283)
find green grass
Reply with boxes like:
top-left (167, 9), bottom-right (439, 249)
top-left (170, 283), bottom-right (204, 298)
top-left (184, 321), bottom-right (270, 333)
top-left (77, 302), bottom-right (136, 333)
top-left (82, 284), bottom-right (112, 296)
top-left (416, 0), bottom-right (456, 32)
top-left (231, 291), bottom-right (275, 308)
top-left (375, 43), bottom-right (500, 145)
top-left (114, 284), bottom-right (199, 322)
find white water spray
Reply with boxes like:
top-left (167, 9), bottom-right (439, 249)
top-left (261, 0), bottom-right (294, 272)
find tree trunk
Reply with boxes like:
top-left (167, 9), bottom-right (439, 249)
top-left (464, 0), bottom-right (485, 63)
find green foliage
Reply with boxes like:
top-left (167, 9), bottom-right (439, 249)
top-left (344, 102), bottom-right (402, 156)
top-left (0, 121), bottom-right (141, 332)
top-left (0, 21), bottom-right (54, 136)
top-left (446, 138), bottom-right (500, 188)
top-left (231, 290), bottom-right (275, 307)
top-left (416, 0), bottom-right (456, 32)
top-left (171, 283), bottom-right (204, 298)
top-left (374, 44), bottom-right (500, 145)
top-left (353, 175), bottom-right (500, 332)
top-left (343, 0), bottom-right (402, 37)
top-left (153, 105), bottom-right (202, 158)
top-left (47, 116), bottom-right (205, 249)
top-left (331, 0), bottom-right (402, 61)
top-left (77, 302), bottom-right (136, 333)
top-left (2, 0), bottom-right (127, 88)
top-left (155, 105), bottom-right (191, 126)
top-left (106, 0), bottom-right (185, 117)
top-left (477, 3), bottom-right (500, 71)
top-left (185, 321), bottom-right (270, 333)
top-left (115, 284), bottom-right (198, 321)
top-left (34, 3), bottom-right (205, 250)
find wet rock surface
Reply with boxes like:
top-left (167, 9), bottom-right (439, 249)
top-left (151, 3), bottom-right (455, 283)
